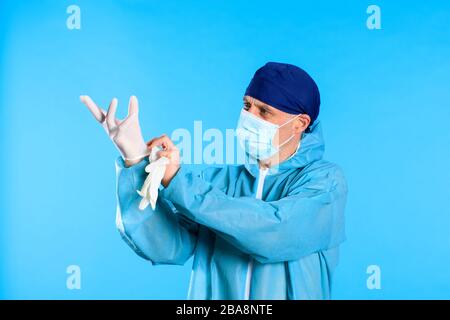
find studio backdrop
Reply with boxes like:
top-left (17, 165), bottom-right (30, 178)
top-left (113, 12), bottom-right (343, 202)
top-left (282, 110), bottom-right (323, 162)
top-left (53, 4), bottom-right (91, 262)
top-left (1, 0), bottom-right (449, 299)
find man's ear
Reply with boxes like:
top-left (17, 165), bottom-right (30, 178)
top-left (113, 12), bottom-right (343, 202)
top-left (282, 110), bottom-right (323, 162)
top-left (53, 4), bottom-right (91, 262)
top-left (293, 114), bottom-right (311, 134)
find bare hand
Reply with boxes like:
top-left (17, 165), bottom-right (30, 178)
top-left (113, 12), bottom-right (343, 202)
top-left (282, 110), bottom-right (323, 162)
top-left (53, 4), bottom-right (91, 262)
top-left (146, 134), bottom-right (181, 187)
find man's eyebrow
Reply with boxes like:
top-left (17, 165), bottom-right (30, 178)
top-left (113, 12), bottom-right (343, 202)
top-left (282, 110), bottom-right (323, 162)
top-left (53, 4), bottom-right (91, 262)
top-left (243, 97), bottom-right (274, 113)
top-left (256, 104), bottom-right (274, 114)
top-left (256, 102), bottom-right (270, 108)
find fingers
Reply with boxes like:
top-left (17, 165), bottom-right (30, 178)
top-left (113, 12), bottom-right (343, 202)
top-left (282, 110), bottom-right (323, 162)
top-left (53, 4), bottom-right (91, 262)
top-left (147, 134), bottom-right (175, 151)
top-left (146, 137), bottom-right (157, 147)
top-left (80, 95), bottom-right (106, 123)
top-left (157, 149), bottom-right (179, 167)
top-left (157, 149), bottom-right (174, 159)
top-left (106, 98), bottom-right (118, 131)
top-left (80, 95), bottom-right (139, 131)
top-left (120, 95), bottom-right (139, 128)
top-left (128, 95), bottom-right (139, 115)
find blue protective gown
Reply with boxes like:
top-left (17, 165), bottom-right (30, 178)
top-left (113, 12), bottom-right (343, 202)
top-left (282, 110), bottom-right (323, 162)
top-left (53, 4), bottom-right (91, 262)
top-left (115, 121), bottom-right (348, 300)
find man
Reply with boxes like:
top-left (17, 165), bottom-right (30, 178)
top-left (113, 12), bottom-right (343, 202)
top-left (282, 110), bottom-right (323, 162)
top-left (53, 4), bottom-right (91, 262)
top-left (80, 62), bottom-right (348, 299)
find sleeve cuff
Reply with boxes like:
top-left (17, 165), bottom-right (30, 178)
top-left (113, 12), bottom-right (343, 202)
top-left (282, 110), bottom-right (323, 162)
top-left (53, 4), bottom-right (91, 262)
top-left (115, 156), bottom-right (150, 190)
top-left (115, 155), bottom-right (148, 170)
top-left (160, 166), bottom-right (190, 204)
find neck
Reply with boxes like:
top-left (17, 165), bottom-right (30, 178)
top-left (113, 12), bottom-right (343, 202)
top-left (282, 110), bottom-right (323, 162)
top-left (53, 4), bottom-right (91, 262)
top-left (258, 136), bottom-right (301, 169)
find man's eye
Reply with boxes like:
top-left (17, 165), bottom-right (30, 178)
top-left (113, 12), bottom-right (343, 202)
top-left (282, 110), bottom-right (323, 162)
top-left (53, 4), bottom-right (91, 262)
top-left (243, 103), bottom-right (250, 110)
top-left (259, 108), bottom-right (268, 115)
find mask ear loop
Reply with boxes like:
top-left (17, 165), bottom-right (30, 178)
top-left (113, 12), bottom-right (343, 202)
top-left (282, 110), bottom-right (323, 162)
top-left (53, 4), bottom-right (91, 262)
top-left (278, 114), bottom-right (301, 129)
top-left (275, 114), bottom-right (302, 148)
top-left (284, 122), bottom-right (304, 162)
top-left (287, 115), bottom-right (314, 160)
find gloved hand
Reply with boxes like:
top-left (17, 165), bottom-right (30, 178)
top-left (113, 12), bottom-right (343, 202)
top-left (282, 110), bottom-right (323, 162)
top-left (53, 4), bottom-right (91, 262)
top-left (80, 95), bottom-right (150, 161)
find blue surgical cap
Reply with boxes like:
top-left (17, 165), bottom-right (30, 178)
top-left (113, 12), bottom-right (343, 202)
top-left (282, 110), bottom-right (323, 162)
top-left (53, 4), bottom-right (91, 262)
top-left (244, 62), bottom-right (321, 125)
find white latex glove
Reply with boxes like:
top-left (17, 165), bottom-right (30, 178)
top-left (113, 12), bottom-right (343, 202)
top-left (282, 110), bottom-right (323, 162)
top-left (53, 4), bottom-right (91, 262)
top-left (80, 95), bottom-right (150, 161)
top-left (137, 147), bottom-right (169, 210)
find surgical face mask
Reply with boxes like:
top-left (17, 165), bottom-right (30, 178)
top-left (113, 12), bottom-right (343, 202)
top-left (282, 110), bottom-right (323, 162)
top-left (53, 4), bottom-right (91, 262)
top-left (236, 109), bottom-right (299, 160)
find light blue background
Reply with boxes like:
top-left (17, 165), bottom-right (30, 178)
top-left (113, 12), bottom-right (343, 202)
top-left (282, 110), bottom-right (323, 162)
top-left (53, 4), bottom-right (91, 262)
top-left (1, 0), bottom-right (449, 299)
